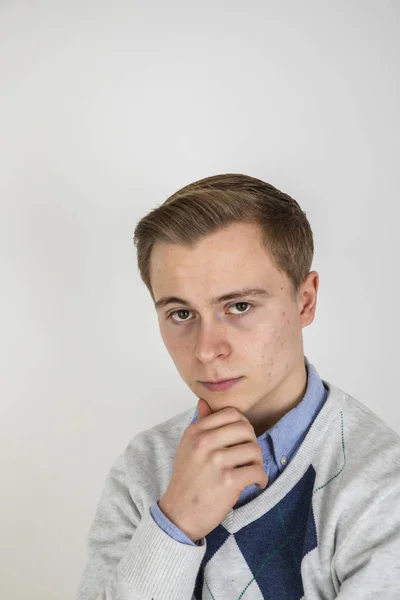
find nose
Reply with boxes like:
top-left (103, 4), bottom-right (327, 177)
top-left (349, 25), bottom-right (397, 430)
top-left (194, 320), bottom-right (231, 364)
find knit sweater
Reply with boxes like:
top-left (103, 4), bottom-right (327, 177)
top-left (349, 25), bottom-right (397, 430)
top-left (76, 373), bottom-right (400, 600)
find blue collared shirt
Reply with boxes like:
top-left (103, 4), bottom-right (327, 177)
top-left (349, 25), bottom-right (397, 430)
top-left (151, 355), bottom-right (328, 545)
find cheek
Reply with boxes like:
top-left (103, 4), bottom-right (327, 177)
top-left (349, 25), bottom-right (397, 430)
top-left (270, 311), bottom-right (296, 347)
top-left (160, 324), bottom-right (190, 361)
top-left (251, 312), bottom-right (292, 355)
top-left (267, 313), bottom-right (301, 368)
top-left (281, 309), bottom-right (300, 341)
top-left (159, 323), bottom-right (175, 353)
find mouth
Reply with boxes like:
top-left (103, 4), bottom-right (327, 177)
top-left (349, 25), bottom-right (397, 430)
top-left (200, 377), bottom-right (243, 392)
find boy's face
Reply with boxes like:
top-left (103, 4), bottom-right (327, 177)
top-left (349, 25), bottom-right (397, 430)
top-left (150, 221), bottom-right (318, 434)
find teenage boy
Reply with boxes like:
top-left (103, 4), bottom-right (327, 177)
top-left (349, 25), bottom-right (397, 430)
top-left (77, 174), bottom-right (400, 600)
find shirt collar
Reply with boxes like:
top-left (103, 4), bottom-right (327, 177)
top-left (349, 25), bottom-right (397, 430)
top-left (261, 356), bottom-right (327, 466)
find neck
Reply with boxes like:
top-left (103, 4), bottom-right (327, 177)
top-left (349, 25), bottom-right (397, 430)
top-left (246, 355), bottom-right (308, 438)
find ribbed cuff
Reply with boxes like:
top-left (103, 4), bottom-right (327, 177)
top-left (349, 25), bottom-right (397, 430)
top-left (117, 504), bottom-right (206, 600)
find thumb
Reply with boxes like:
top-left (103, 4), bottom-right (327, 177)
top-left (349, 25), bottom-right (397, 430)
top-left (197, 397), bottom-right (214, 420)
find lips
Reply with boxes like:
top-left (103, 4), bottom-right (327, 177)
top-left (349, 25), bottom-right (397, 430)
top-left (201, 377), bottom-right (243, 392)
top-left (204, 378), bottom-right (236, 384)
top-left (201, 375), bottom-right (240, 383)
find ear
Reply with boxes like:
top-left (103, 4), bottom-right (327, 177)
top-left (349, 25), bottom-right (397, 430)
top-left (298, 271), bottom-right (319, 328)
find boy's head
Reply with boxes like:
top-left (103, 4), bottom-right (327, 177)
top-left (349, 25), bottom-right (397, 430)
top-left (133, 174), bottom-right (319, 433)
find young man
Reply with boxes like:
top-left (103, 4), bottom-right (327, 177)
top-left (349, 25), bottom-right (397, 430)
top-left (76, 174), bottom-right (400, 600)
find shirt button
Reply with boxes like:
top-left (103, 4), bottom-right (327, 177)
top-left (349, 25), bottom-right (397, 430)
top-left (280, 456), bottom-right (288, 466)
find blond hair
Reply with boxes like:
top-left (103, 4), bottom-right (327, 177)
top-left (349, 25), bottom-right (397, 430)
top-left (133, 173), bottom-right (314, 300)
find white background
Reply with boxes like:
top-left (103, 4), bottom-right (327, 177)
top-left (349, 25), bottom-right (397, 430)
top-left (1, 1), bottom-right (399, 598)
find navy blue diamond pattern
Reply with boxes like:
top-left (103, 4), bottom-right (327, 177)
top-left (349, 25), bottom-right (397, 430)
top-left (194, 465), bottom-right (317, 599)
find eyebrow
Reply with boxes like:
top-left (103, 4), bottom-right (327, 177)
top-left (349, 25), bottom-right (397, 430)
top-left (154, 287), bottom-right (271, 310)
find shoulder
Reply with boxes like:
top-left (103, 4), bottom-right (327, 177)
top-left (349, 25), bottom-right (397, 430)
top-left (318, 381), bottom-right (400, 516)
top-left (338, 384), bottom-right (400, 454)
top-left (323, 380), bottom-right (400, 451)
top-left (320, 386), bottom-right (400, 585)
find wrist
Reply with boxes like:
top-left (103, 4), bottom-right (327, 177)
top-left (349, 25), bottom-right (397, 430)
top-left (158, 497), bottom-right (199, 543)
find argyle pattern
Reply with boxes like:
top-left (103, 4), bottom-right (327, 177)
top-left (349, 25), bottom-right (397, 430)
top-left (194, 465), bottom-right (317, 600)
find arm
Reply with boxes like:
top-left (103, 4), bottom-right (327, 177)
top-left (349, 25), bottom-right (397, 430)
top-left (332, 485), bottom-right (400, 598)
top-left (75, 452), bottom-right (206, 600)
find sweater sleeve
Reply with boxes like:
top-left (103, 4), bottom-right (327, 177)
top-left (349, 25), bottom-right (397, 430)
top-left (332, 484), bottom-right (400, 598)
top-left (75, 452), bottom-right (206, 600)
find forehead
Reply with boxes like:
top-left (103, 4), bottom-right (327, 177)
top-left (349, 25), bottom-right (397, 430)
top-left (149, 222), bottom-right (285, 300)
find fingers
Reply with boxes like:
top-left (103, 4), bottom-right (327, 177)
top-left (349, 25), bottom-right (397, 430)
top-left (193, 421), bottom-right (256, 454)
top-left (231, 464), bottom-right (269, 490)
top-left (193, 405), bottom-right (251, 432)
top-left (214, 441), bottom-right (263, 470)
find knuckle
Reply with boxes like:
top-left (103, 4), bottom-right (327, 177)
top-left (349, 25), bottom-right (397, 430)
top-left (242, 420), bottom-right (255, 436)
top-left (211, 450), bottom-right (223, 467)
top-left (186, 422), bottom-right (200, 438)
top-left (221, 469), bottom-right (234, 487)
top-left (223, 406), bottom-right (240, 419)
top-left (194, 430), bottom-right (212, 451)
top-left (245, 442), bottom-right (262, 463)
top-left (185, 424), bottom-right (196, 439)
top-left (255, 444), bottom-right (263, 460)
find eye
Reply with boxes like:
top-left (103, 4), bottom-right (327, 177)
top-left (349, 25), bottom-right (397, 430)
top-left (167, 302), bottom-right (253, 324)
top-left (169, 309), bottom-right (193, 323)
top-left (228, 302), bottom-right (252, 315)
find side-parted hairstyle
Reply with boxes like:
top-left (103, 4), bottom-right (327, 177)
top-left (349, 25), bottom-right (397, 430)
top-left (133, 174), bottom-right (314, 301)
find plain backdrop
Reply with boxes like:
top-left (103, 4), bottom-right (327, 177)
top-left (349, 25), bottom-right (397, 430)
top-left (1, 1), bottom-right (399, 598)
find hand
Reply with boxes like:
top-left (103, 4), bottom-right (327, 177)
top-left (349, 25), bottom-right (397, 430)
top-left (158, 397), bottom-right (268, 542)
